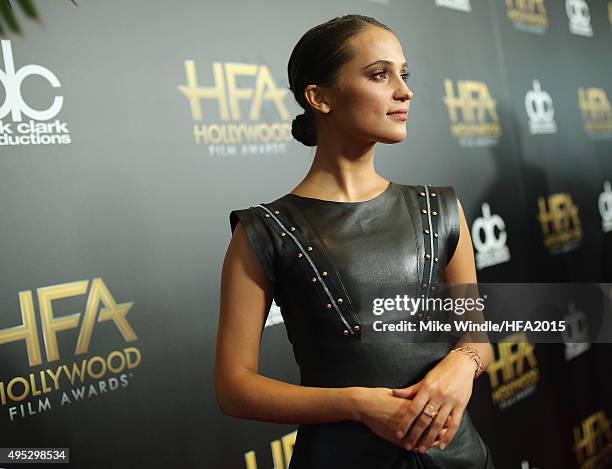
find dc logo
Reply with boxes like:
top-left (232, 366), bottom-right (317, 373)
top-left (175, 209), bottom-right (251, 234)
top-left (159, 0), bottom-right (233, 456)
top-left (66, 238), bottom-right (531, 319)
top-left (565, 0), bottom-right (593, 36)
top-left (472, 202), bottom-right (507, 252)
top-left (600, 181), bottom-right (612, 233)
top-left (471, 202), bottom-right (511, 269)
top-left (525, 80), bottom-right (554, 123)
top-left (525, 79), bottom-right (557, 134)
top-left (566, 0), bottom-right (590, 26)
top-left (562, 302), bottom-right (590, 361)
top-left (0, 39), bottom-right (64, 122)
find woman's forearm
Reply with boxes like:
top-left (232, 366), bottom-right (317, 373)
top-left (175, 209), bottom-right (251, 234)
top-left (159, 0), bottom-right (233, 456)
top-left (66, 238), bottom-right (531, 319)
top-left (217, 370), bottom-right (362, 424)
top-left (454, 333), bottom-right (494, 373)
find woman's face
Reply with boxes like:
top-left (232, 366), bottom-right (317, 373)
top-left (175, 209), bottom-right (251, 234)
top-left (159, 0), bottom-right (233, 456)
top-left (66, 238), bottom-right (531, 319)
top-left (324, 26), bottom-right (414, 145)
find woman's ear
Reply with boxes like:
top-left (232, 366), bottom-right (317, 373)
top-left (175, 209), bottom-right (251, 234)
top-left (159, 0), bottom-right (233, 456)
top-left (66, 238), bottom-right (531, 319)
top-left (304, 84), bottom-right (332, 114)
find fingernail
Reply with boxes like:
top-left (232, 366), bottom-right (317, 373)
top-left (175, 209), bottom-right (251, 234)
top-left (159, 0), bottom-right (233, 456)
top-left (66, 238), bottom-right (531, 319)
top-left (440, 443), bottom-right (446, 450)
top-left (419, 445), bottom-right (426, 453)
top-left (396, 431), bottom-right (403, 439)
top-left (405, 443), bottom-right (412, 450)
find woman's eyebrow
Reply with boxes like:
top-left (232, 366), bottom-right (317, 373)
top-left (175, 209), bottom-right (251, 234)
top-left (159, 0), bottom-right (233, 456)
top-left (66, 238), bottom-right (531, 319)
top-left (362, 59), bottom-right (408, 70)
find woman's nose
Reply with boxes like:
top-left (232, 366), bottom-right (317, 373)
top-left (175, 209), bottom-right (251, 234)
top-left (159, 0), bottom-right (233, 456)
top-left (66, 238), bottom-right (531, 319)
top-left (398, 86), bottom-right (413, 101)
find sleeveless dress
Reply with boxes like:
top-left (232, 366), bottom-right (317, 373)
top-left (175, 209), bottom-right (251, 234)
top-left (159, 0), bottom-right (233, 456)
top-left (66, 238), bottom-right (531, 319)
top-left (229, 181), bottom-right (495, 469)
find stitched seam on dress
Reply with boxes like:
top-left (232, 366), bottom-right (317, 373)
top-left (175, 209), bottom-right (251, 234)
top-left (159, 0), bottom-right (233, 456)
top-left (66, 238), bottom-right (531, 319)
top-left (424, 186), bottom-right (435, 299)
top-left (429, 189), bottom-right (440, 287)
top-left (275, 200), bottom-right (361, 326)
top-left (300, 217), bottom-right (361, 325)
top-left (271, 202), bottom-right (353, 331)
top-left (255, 203), bottom-right (355, 335)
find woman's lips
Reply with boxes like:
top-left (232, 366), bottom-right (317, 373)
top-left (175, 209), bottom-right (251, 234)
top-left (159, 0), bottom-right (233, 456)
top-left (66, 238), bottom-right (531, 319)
top-left (387, 112), bottom-right (408, 121)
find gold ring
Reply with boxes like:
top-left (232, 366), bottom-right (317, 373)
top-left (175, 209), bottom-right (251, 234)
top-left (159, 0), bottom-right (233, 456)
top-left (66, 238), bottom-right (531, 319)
top-left (422, 404), bottom-right (438, 419)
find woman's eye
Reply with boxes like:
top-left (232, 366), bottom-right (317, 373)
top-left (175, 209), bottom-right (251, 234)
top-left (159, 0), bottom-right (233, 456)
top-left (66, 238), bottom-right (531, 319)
top-left (372, 70), bottom-right (387, 79)
top-left (372, 70), bottom-right (412, 82)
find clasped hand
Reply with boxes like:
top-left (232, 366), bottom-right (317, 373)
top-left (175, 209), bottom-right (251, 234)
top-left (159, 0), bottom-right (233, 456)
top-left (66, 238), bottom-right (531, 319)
top-left (357, 352), bottom-right (475, 454)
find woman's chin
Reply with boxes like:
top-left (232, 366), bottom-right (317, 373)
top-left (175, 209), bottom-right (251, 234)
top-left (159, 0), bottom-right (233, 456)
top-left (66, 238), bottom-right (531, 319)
top-left (379, 131), bottom-right (408, 144)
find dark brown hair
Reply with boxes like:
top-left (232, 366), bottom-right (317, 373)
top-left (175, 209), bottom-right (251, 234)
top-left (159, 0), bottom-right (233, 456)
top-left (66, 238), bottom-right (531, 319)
top-left (287, 14), bottom-right (394, 147)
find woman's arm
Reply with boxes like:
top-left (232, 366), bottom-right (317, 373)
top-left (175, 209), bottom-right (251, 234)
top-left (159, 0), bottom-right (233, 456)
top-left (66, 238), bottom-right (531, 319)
top-left (216, 221), bottom-right (438, 447)
top-left (215, 221), bottom-right (358, 423)
top-left (443, 198), bottom-right (494, 371)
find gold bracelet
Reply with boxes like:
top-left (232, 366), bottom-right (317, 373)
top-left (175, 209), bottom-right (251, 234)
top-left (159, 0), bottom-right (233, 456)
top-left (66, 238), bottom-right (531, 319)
top-left (449, 346), bottom-right (483, 380)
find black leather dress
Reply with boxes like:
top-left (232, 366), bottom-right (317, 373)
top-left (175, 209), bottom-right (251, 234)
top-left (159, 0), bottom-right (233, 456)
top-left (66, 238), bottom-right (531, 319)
top-left (229, 181), bottom-right (495, 469)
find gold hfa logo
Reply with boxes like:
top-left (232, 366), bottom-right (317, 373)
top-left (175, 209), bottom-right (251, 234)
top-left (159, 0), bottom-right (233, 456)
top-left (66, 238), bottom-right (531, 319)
top-left (179, 62), bottom-right (289, 122)
top-left (573, 410), bottom-right (612, 468)
top-left (244, 430), bottom-right (296, 469)
top-left (178, 62), bottom-right (292, 146)
top-left (505, 0), bottom-right (549, 32)
top-left (0, 278), bottom-right (136, 367)
top-left (506, 0), bottom-right (546, 14)
top-left (442, 79), bottom-right (501, 146)
top-left (537, 193), bottom-right (582, 253)
top-left (487, 332), bottom-right (539, 408)
top-left (578, 87), bottom-right (612, 137)
top-left (487, 332), bottom-right (537, 389)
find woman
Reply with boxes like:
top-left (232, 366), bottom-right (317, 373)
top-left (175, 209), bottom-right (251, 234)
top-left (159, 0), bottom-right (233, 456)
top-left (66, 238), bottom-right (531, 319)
top-left (216, 14), bottom-right (495, 469)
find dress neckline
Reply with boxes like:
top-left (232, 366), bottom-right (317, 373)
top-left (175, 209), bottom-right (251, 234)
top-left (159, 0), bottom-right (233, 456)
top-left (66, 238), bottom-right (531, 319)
top-left (285, 181), bottom-right (394, 205)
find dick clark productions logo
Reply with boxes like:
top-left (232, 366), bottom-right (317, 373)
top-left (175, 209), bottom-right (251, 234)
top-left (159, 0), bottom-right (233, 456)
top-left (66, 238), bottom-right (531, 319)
top-left (0, 39), bottom-right (71, 146)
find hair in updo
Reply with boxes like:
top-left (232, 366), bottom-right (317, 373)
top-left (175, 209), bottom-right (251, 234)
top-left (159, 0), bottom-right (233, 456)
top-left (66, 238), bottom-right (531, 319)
top-left (287, 14), bottom-right (393, 147)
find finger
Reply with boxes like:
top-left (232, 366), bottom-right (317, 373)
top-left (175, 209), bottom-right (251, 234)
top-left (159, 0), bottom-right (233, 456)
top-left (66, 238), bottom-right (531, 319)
top-left (414, 427), bottom-right (448, 453)
top-left (414, 403), bottom-right (452, 451)
top-left (395, 386), bottom-right (429, 440)
top-left (438, 406), bottom-right (464, 450)
top-left (430, 428), bottom-right (449, 447)
top-left (414, 405), bottom-right (450, 451)
top-left (392, 383), bottom-right (419, 399)
top-left (401, 411), bottom-right (435, 451)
